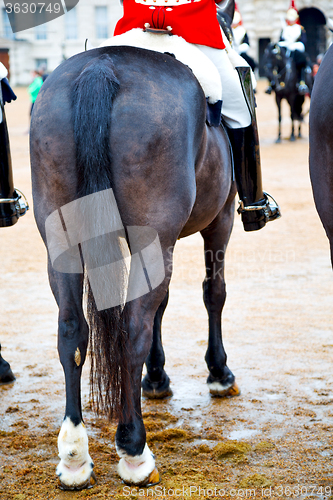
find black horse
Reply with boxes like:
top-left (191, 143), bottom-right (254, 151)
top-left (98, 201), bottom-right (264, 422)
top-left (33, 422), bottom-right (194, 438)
top-left (309, 46), bottom-right (333, 268)
top-left (263, 43), bottom-right (312, 143)
top-left (30, 0), bottom-right (241, 490)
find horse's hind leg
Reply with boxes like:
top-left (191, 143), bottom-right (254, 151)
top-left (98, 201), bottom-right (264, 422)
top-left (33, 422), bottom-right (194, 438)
top-left (48, 265), bottom-right (95, 490)
top-left (142, 289), bottom-right (172, 398)
top-left (115, 292), bottom-right (168, 486)
top-left (200, 200), bottom-right (240, 397)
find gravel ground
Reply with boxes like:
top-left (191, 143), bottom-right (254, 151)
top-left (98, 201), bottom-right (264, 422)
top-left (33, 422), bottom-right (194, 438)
top-left (0, 80), bottom-right (332, 500)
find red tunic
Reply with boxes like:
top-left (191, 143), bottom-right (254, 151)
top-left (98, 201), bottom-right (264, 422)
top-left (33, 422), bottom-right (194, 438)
top-left (114, 0), bottom-right (225, 50)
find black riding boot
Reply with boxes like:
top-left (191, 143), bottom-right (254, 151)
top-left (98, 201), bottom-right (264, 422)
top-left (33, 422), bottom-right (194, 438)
top-left (297, 67), bottom-right (309, 95)
top-left (226, 124), bottom-right (281, 231)
top-left (226, 67), bottom-right (281, 232)
top-left (0, 84), bottom-right (29, 227)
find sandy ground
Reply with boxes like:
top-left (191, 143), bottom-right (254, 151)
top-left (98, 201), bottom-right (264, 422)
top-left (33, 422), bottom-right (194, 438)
top-left (0, 80), bottom-right (332, 500)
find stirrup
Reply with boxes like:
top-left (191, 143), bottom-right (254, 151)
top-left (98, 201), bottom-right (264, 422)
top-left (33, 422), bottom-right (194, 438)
top-left (297, 81), bottom-right (309, 95)
top-left (238, 192), bottom-right (281, 221)
top-left (261, 192), bottom-right (281, 222)
top-left (237, 192), bottom-right (281, 231)
top-left (0, 188), bottom-right (29, 227)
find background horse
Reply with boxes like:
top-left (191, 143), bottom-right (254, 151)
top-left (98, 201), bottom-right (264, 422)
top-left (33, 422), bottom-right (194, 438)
top-left (309, 45), bottom-right (333, 269)
top-left (30, 0), bottom-right (239, 489)
top-left (263, 43), bottom-right (312, 143)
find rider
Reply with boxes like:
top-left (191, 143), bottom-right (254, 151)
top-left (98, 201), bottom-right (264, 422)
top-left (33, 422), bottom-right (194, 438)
top-left (0, 61), bottom-right (28, 383)
top-left (113, 0), bottom-right (281, 232)
top-left (266, 1), bottom-right (310, 95)
top-left (0, 61), bottom-right (29, 227)
top-left (231, 3), bottom-right (256, 73)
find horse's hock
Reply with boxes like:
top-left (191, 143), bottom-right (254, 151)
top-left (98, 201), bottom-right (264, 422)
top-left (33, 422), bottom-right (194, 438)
top-left (0, 74), bottom-right (332, 498)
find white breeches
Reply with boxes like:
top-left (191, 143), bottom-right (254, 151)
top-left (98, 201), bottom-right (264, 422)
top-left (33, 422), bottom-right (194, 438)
top-left (195, 27), bottom-right (253, 129)
top-left (195, 44), bottom-right (252, 129)
top-left (279, 40), bottom-right (305, 53)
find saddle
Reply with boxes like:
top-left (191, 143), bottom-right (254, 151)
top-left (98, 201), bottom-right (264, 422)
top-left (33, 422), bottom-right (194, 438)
top-left (98, 28), bottom-right (222, 119)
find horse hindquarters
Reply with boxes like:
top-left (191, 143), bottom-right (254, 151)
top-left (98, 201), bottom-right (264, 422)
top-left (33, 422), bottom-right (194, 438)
top-left (31, 47), bottom-right (204, 487)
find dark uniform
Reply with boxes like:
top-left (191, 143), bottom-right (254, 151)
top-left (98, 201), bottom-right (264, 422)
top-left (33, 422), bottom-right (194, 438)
top-left (0, 63), bottom-right (29, 227)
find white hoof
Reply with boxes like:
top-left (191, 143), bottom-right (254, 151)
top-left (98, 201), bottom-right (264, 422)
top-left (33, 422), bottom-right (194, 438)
top-left (56, 418), bottom-right (95, 489)
top-left (208, 380), bottom-right (240, 397)
top-left (117, 443), bottom-right (158, 485)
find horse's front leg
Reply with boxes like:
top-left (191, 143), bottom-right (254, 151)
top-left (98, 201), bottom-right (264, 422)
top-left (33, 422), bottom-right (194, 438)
top-left (200, 204), bottom-right (240, 397)
top-left (290, 107), bottom-right (296, 142)
top-left (48, 266), bottom-right (95, 490)
top-left (141, 289), bottom-right (172, 399)
top-left (116, 297), bottom-right (163, 486)
top-left (276, 97), bottom-right (282, 143)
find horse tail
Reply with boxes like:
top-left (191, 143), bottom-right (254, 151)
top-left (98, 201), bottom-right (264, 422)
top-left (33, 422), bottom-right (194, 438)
top-left (72, 53), bottom-right (119, 194)
top-left (72, 53), bottom-right (131, 420)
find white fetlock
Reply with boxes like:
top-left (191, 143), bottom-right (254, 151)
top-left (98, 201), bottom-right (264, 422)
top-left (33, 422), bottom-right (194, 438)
top-left (56, 417), bottom-right (95, 489)
top-left (117, 443), bottom-right (158, 485)
top-left (208, 380), bottom-right (240, 397)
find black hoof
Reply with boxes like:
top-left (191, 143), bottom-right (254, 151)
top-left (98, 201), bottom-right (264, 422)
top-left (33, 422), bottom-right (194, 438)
top-left (0, 359), bottom-right (15, 384)
top-left (142, 373), bottom-right (172, 399)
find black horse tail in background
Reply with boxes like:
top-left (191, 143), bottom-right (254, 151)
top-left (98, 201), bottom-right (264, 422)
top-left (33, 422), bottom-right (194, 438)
top-left (72, 54), bottom-right (131, 420)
